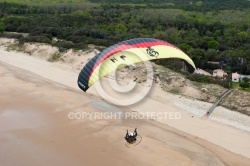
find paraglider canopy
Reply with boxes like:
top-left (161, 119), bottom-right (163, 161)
top-left (78, 38), bottom-right (196, 92)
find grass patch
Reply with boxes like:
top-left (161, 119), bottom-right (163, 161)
top-left (48, 53), bottom-right (62, 62)
top-left (238, 87), bottom-right (250, 92)
top-left (6, 43), bottom-right (25, 52)
top-left (244, 87), bottom-right (250, 92)
top-left (230, 81), bottom-right (239, 89)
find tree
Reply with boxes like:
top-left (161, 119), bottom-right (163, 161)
top-left (243, 77), bottom-right (250, 83)
top-left (239, 82), bottom-right (250, 89)
top-left (205, 49), bottom-right (218, 61)
top-left (179, 43), bottom-right (191, 52)
top-left (236, 31), bottom-right (248, 43)
top-left (115, 23), bottom-right (128, 32)
top-left (213, 29), bottom-right (221, 38)
top-left (0, 19), bottom-right (5, 33)
top-left (207, 40), bottom-right (218, 49)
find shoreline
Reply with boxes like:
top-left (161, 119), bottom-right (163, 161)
top-left (0, 46), bottom-right (250, 160)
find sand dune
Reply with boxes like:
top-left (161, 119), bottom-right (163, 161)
top-left (1, 48), bottom-right (250, 166)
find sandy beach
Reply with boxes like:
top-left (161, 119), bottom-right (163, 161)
top-left (1, 46), bottom-right (250, 166)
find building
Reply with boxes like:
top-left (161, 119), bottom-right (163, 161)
top-left (232, 72), bottom-right (240, 82)
top-left (194, 68), bottom-right (212, 76)
top-left (213, 69), bottom-right (228, 78)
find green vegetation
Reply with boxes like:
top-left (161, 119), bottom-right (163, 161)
top-left (230, 82), bottom-right (239, 89)
top-left (0, 0), bottom-right (250, 75)
top-left (239, 82), bottom-right (250, 89)
top-left (187, 74), bottom-right (230, 88)
top-left (230, 80), bottom-right (250, 92)
top-left (243, 77), bottom-right (250, 83)
top-left (0, 19), bottom-right (5, 33)
top-left (48, 52), bottom-right (62, 62)
top-left (239, 78), bottom-right (250, 91)
top-left (0, 0), bottom-right (89, 6)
